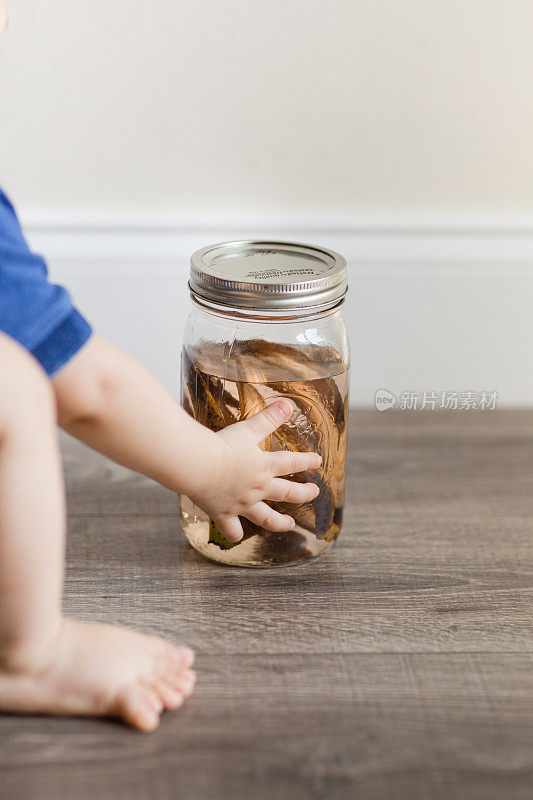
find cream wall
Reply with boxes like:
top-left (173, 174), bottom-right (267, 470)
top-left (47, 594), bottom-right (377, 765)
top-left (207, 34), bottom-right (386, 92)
top-left (1, 0), bottom-right (532, 215)
top-left (1, 1), bottom-right (533, 406)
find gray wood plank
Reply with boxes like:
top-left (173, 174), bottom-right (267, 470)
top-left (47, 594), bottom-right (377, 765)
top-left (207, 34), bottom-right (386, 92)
top-left (1, 654), bottom-right (532, 800)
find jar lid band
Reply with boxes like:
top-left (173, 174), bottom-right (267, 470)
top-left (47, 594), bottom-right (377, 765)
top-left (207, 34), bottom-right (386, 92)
top-left (189, 240), bottom-right (347, 312)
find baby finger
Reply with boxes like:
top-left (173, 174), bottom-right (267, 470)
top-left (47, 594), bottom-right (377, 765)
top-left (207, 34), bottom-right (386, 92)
top-left (214, 515), bottom-right (244, 542)
top-left (264, 478), bottom-right (320, 504)
top-left (269, 449), bottom-right (322, 477)
top-left (244, 502), bottom-right (296, 532)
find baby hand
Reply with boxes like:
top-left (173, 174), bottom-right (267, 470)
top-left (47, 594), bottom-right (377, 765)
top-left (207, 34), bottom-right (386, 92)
top-left (190, 399), bottom-right (321, 542)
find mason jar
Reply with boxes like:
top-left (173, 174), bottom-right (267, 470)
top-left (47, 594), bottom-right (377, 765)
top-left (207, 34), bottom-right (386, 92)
top-left (180, 240), bottom-right (349, 567)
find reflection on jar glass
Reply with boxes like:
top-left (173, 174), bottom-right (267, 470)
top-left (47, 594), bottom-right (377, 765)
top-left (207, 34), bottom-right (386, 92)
top-left (180, 241), bottom-right (350, 568)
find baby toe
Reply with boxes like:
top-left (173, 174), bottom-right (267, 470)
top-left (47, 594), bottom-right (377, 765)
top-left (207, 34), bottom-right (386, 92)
top-left (147, 635), bottom-right (192, 662)
top-left (178, 669), bottom-right (197, 698)
top-left (115, 685), bottom-right (161, 732)
top-left (156, 646), bottom-right (194, 680)
top-left (142, 685), bottom-right (164, 715)
top-left (155, 640), bottom-right (194, 668)
top-left (155, 680), bottom-right (185, 711)
top-left (165, 668), bottom-right (197, 698)
top-left (168, 643), bottom-right (195, 669)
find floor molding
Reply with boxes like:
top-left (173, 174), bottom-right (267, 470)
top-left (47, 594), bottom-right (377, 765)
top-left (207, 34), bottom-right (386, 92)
top-left (21, 210), bottom-right (533, 275)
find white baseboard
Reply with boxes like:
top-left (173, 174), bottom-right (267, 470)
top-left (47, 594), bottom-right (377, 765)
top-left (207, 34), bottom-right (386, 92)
top-left (20, 211), bottom-right (533, 407)
top-left (22, 209), bottom-right (533, 273)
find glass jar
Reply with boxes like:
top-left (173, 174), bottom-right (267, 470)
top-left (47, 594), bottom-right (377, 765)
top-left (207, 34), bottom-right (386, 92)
top-left (180, 241), bottom-right (349, 567)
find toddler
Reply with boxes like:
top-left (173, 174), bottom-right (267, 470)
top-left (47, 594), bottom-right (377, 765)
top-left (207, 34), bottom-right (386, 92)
top-left (0, 3), bottom-right (321, 731)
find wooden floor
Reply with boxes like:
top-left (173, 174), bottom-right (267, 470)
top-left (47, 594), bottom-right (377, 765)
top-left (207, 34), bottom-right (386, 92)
top-left (1, 410), bottom-right (533, 800)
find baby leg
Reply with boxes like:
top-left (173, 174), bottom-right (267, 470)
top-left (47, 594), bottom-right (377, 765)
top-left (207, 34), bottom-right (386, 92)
top-left (0, 334), bottom-right (195, 731)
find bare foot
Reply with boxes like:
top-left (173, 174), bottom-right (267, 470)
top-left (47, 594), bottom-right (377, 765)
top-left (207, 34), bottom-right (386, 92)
top-left (0, 618), bottom-right (196, 731)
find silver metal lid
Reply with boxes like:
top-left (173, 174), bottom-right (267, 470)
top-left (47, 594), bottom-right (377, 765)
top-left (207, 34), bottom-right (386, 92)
top-left (189, 240), bottom-right (347, 312)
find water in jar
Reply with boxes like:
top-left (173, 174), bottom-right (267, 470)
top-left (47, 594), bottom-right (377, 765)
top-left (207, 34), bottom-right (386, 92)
top-left (180, 338), bottom-right (349, 567)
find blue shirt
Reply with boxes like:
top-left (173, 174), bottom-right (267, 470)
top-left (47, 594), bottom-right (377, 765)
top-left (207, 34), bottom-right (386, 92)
top-left (0, 186), bottom-right (92, 377)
